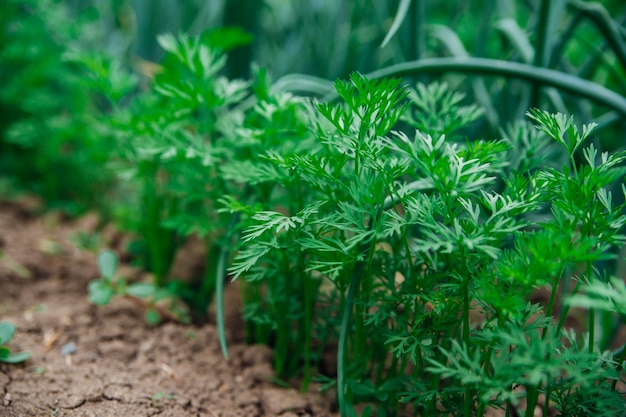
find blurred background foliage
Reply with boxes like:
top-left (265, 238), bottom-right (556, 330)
top-left (1, 0), bottom-right (625, 214)
top-left (0, 0), bottom-right (115, 215)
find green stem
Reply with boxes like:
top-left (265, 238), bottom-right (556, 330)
top-left (142, 162), bottom-right (165, 287)
top-left (476, 347), bottom-right (493, 417)
top-left (527, 265), bottom-right (566, 417)
top-left (586, 263), bottom-right (596, 354)
top-left (462, 275), bottom-right (471, 417)
top-left (611, 341), bottom-right (626, 391)
top-left (337, 263), bottom-right (363, 416)
top-left (556, 280), bottom-right (582, 334)
top-left (300, 272), bottom-right (314, 392)
top-left (525, 386), bottom-right (539, 417)
top-left (215, 213), bottom-right (241, 360)
top-left (544, 265), bottom-right (567, 323)
top-left (273, 257), bottom-right (291, 378)
top-left (337, 204), bottom-right (381, 415)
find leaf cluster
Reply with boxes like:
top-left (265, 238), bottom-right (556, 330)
top-left (230, 74), bottom-right (626, 415)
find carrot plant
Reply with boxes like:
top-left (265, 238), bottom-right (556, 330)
top-left (75, 30), bottom-right (252, 322)
top-left (80, 29), bottom-right (318, 334)
top-left (231, 74), bottom-right (626, 416)
top-left (3, 6), bottom-right (624, 411)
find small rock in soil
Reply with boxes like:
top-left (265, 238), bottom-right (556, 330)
top-left (61, 341), bottom-right (77, 356)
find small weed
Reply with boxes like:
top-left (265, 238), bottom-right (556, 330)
top-left (33, 304), bottom-right (47, 313)
top-left (150, 391), bottom-right (174, 402)
top-left (88, 250), bottom-right (190, 325)
top-left (0, 321), bottom-right (31, 364)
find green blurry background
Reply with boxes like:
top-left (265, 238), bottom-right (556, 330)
top-left (1, 0), bottom-right (625, 215)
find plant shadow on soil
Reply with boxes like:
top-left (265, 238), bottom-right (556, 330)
top-left (0, 198), bottom-right (337, 417)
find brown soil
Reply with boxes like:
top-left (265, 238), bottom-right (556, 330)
top-left (2, 196), bottom-right (625, 417)
top-left (0, 199), bottom-right (337, 417)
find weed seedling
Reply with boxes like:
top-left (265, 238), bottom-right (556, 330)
top-left (88, 250), bottom-right (190, 325)
top-left (0, 321), bottom-right (31, 364)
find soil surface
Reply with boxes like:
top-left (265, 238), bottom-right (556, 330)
top-left (2, 196), bottom-right (625, 417)
top-left (0, 198), bottom-right (337, 417)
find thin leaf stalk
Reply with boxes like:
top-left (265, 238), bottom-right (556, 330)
top-left (524, 385), bottom-right (540, 417)
top-left (611, 340), bottom-right (626, 391)
top-left (300, 269), bottom-right (314, 392)
top-left (337, 208), bottom-right (380, 416)
top-left (141, 160), bottom-right (171, 287)
top-left (544, 264), bottom-right (567, 324)
top-left (461, 257), bottom-right (472, 417)
top-left (338, 260), bottom-right (364, 416)
top-left (216, 213), bottom-right (241, 360)
top-left (528, 263), bottom-right (567, 417)
top-left (274, 256), bottom-right (292, 378)
top-left (568, 0), bottom-right (626, 70)
top-left (581, 261), bottom-right (597, 354)
top-left (476, 346), bottom-right (494, 416)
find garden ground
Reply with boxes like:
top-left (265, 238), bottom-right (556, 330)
top-left (1, 196), bottom-right (625, 417)
top-left (0, 198), bottom-right (337, 417)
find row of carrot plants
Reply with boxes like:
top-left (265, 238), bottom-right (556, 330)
top-left (75, 31), bottom-right (626, 416)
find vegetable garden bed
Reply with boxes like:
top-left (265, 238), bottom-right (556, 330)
top-left (0, 199), bottom-right (336, 417)
top-left (3, 1), bottom-right (626, 416)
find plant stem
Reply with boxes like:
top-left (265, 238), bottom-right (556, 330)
top-left (337, 262), bottom-right (362, 416)
top-left (216, 213), bottom-right (240, 360)
top-left (525, 386), bottom-right (539, 417)
top-left (586, 263), bottom-right (596, 354)
top-left (300, 272), bottom-right (314, 392)
top-left (462, 275), bottom-right (471, 417)
top-left (142, 161), bottom-right (166, 287)
top-left (528, 264), bottom-right (566, 417)
top-left (337, 203), bottom-right (380, 415)
top-left (611, 340), bottom-right (626, 391)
